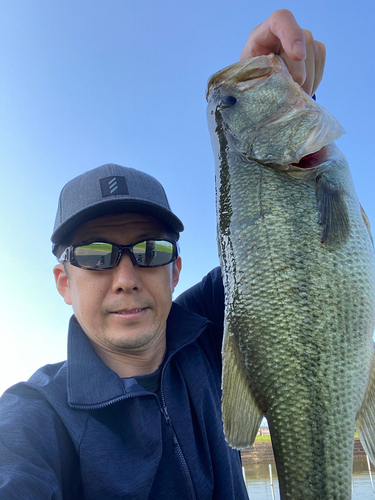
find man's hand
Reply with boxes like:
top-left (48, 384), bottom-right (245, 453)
top-left (240, 9), bottom-right (326, 96)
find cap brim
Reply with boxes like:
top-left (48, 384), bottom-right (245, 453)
top-left (51, 198), bottom-right (184, 246)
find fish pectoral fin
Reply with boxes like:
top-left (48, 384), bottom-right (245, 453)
top-left (360, 204), bottom-right (374, 247)
top-left (315, 173), bottom-right (350, 247)
top-left (221, 323), bottom-right (264, 450)
top-left (356, 347), bottom-right (375, 464)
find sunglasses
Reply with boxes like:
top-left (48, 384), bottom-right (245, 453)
top-left (60, 238), bottom-right (179, 270)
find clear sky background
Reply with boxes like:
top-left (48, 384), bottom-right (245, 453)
top-left (0, 0), bottom-right (374, 395)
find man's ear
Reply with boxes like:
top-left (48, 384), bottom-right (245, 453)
top-left (172, 256), bottom-right (182, 291)
top-left (53, 264), bottom-right (73, 305)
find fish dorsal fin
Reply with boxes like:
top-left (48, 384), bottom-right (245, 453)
top-left (316, 173), bottom-right (350, 247)
top-left (356, 347), bottom-right (375, 464)
top-left (221, 319), bottom-right (265, 449)
top-left (360, 204), bottom-right (374, 247)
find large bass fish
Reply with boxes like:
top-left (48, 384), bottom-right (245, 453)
top-left (206, 53), bottom-right (375, 499)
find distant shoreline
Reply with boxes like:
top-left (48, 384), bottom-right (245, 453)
top-left (241, 437), bottom-right (367, 464)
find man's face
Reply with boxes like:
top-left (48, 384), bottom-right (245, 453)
top-left (54, 213), bottom-right (181, 360)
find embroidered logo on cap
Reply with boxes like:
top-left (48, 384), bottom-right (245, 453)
top-left (100, 176), bottom-right (129, 197)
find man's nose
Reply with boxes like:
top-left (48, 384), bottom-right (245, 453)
top-left (111, 252), bottom-right (141, 293)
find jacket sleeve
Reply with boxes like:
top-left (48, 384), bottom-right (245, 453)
top-left (175, 267), bottom-right (224, 327)
top-left (0, 384), bottom-right (81, 499)
top-left (174, 267), bottom-right (225, 358)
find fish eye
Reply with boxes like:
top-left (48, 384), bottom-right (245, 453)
top-left (220, 96), bottom-right (237, 108)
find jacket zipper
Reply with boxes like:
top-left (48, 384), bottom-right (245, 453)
top-left (70, 390), bottom-right (154, 411)
top-left (75, 393), bottom-right (196, 500)
top-left (160, 405), bottom-right (197, 500)
top-left (72, 323), bottom-right (208, 499)
top-left (158, 325), bottom-right (207, 500)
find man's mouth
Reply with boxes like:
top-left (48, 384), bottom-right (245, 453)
top-left (111, 307), bottom-right (148, 316)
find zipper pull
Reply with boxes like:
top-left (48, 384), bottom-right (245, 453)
top-left (161, 406), bottom-right (171, 425)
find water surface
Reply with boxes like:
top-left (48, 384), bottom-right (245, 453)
top-left (244, 459), bottom-right (375, 499)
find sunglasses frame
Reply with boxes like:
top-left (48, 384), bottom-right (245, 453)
top-left (60, 238), bottom-right (179, 270)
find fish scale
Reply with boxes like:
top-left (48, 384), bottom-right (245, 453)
top-left (206, 54), bottom-right (375, 499)
top-left (225, 161), bottom-right (370, 498)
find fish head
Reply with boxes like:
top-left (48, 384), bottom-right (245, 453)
top-left (206, 54), bottom-right (345, 169)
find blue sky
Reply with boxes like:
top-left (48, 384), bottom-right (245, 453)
top-left (0, 0), bottom-right (374, 394)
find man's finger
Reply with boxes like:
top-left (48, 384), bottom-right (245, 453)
top-left (240, 9), bottom-right (306, 61)
top-left (311, 41), bottom-right (326, 95)
top-left (279, 47), bottom-right (306, 87)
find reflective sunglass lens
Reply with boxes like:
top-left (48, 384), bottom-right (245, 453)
top-left (132, 240), bottom-right (174, 266)
top-left (74, 242), bottom-right (117, 269)
top-left (70, 239), bottom-right (176, 270)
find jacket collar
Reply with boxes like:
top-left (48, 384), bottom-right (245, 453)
top-left (67, 302), bottom-right (209, 409)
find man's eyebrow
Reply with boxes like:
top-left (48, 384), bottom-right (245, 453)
top-left (78, 232), bottom-right (163, 243)
top-left (77, 235), bottom-right (106, 242)
top-left (136, 231), bottom-right (161, 239)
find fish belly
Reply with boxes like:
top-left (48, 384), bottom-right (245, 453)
top-left (218, 158), bottom-right (375, 500)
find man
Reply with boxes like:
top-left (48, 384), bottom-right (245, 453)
top-left (0, 10), bottom-right (325, 499)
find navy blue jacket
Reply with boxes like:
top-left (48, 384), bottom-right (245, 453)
top-left (0, 268), bottom-right (248, 499)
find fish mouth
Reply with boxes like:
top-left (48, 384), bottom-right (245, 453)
top-left (256, 144), bottom-right (333, 172)
top-left (206, 57), bottom-right (274, 101)
top-left (289, 145), bottom-right (330, 170)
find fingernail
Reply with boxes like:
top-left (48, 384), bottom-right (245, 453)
top-left (292, 41), bottom-right (306, 59)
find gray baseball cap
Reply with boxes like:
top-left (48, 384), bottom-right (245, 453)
top-left (51, 163), bottom-right (184, 256)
